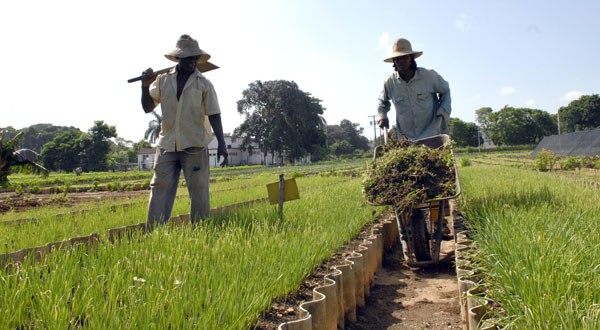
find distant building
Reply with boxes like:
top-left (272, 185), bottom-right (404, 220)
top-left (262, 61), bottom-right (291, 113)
top-left (137, 148), bottom-right (156, 170)
top-left (137, 135), bottom-right (287, 170)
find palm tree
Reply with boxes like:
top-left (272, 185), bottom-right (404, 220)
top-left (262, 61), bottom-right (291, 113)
top-left (0, 132), bottom-right (49, 188)
top-left (317, 115), bottom-right (328, 148)
top-left (144, 112), bottom-right (162, 144)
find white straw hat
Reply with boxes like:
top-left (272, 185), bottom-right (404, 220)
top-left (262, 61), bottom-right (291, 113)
top-left (384, 38), bottom-right (423, 63)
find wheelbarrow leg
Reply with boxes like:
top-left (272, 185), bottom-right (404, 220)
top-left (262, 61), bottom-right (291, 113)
top-left (432, 200), bottom-right (445, 262)
top-left (393, 206), bottom-right (413, 263)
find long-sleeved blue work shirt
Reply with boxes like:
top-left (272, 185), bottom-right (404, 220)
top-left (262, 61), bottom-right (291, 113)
top-left (377, 67), bottom-right (451, 140)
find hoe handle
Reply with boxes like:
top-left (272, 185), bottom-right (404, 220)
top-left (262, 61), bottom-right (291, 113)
top-left (127, 67), bottom-right (173, 83)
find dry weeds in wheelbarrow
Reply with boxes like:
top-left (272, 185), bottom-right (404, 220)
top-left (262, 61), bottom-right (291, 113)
top-left (363, 137), bottom-right (456, 210)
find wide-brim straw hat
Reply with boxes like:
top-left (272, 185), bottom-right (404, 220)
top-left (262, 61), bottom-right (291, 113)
top-left (165, 34), bottom-right (218, 72)
top-left (384, 38), bottom-right (423, 63)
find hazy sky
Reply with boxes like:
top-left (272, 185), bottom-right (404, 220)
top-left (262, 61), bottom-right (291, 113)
top-left (1, 0), bottom-right (598, 143)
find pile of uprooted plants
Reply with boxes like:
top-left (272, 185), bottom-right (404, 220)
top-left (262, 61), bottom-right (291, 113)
top-left (363, 137), bottom-right (456, 210)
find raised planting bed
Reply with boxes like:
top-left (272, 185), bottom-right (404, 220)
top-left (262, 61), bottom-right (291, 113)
top-left (457, 165), bottom-right (600, 328)
top-left (0, 179), bottom-right (383, 328)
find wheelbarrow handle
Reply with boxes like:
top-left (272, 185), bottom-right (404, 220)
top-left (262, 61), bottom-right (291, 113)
top-left (383, 127), bottom-right (389, 146)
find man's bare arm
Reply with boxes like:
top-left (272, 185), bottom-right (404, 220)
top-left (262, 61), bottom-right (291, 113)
top-left (209, 114), bottom-right (228, 166)
top-left (141, 68), bottom-right (157, 113)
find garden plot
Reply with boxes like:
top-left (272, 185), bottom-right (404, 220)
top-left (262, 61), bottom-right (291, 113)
top-left (457, 164), bottom-right (600, 328)
top-left (0, 179), bottom-right (379, 329)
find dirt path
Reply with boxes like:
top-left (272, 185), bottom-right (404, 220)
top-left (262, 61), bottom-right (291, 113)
top-left (347, 241), bottom-right (462, 330)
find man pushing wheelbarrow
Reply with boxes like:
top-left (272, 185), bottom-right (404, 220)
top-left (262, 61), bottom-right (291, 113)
top-left (366, 38), bottom-right (459, 265)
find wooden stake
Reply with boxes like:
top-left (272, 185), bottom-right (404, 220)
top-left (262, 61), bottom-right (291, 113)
top-left (278, 174), bottom-right (284, 220)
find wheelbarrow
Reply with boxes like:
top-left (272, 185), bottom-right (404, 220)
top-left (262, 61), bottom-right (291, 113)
top-left (369, 130), bottom-right (461, 266)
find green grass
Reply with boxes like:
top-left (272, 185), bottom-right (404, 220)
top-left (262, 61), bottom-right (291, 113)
top-left (0, 178), bottom-right (375, 329)
top-left (0, 175), bottom-right (352, 251)
top-left (458, 165), bottom-right (600, 329)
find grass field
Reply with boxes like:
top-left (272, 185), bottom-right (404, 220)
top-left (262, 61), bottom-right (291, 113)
top-left (458, 164), bottom-right (600, 329)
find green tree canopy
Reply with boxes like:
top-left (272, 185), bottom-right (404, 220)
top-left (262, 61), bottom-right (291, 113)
top-left (40, 129), bottom-right (84, 172)
top-left (558, 94), bottom-right (600, 133)
top-left (329, 140), bottom-right (354, 156)
top-left (326, 119), bottom-right (370, 152)
top-left (234, 80), bottom-right (327, 161)
top-left (0, 124), bottom-right (80, 153)
top-left (79, 121), bottom-right (117, 172)
top-left (42, 121), bottom-right (118, 172)
top-left (475, 107), bottom-right (493, 133)
top-left (448, 118), bottom-right (479, 147)
top-left (487, 106), bottom-right (556, 145)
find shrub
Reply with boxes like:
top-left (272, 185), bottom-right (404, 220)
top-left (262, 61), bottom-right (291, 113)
top-left (30, 185), bottom-right (42, 194)
top-left (14, 185), bottom-right (24, 196)
top-left (561, 157), bottom-right (578, 170)
top-left (535, 148), bottom-right (555, 171)
top-left (460, 157), bottom-right (472, 167)
top-left (291, 171), bottom-right (305, 179)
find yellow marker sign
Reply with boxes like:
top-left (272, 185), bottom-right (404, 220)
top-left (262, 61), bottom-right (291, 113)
top-left (267, 178), bottom-right (300, 205)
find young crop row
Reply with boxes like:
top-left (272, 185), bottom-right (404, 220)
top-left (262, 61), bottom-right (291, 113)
top-left (1, 160), bottom-right (364, 195)
top-left (458, 165), bottom-right (600, 328)
top-left (0, 178), bottom-right (376, 329)
top-left (0, 175), bottom-right (352, 252)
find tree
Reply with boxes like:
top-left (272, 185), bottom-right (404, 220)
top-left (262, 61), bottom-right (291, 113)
top-left (329, 140), bottom-right (354, 156)
top-left (1, 133), bottom-right (49, 187)
top-left (326, 119), bottom-right (370, 152)
top-left (108, 137), bottom-right (134, 170)
top-left (558, 94), bottom-right (600, 133)
top-left (144, 112), bottom-right (162, 144)
top-left (448, 118), bottom-right (479, 147)
top-left (40, 129), bottom-right (84, 172)
top-left (475, 107), bottom-right (493, 143)
top-left (487, 106), bottom-right (555, 145)
top-left (234, 80), bottom-right (327, 162)
top-left (79, 121), bottom-right (117, 172)
top-left (0, 124), bottom-right (80, 153)
top-left (0, 126), bottom-right (18, 141)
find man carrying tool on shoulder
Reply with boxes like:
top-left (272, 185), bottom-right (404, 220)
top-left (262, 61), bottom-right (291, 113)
top-left (377, 38), bottom-right (451, 140)
top-left (139, 34), bottom-right (227, 229)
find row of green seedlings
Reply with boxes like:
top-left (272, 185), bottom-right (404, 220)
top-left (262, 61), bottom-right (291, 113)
top-left (4, 164), bottom-right (362, 197)
top-left (459, 151), bottom-right (600, 173)
top-left (0, 179), bottom-right (375, 329)
top-left (457, 164), bottom-right (600, 328)
top-left (0, 168), bottom-right (360, 225)
top-left (2, 170), bottom-right (154, 193)
top-left (0, 175), bottom-right (355, 252)
top-left (9, 179), bottom-right (151, 196)
top-left (0, 197), bottom-right (270, 272)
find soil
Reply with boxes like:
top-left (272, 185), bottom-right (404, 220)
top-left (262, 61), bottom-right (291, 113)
top-left (346, 245), bottom-right (462, 330)
top-left (0, 190), bottom-right (149, 214)
top-left (254, 212), bottom-right (463, 330)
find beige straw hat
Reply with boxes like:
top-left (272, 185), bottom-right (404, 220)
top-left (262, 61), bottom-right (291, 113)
top-left (165, 34), bottom-right (211, 63)
top-left (165, 34), bottom-right (218, 72)
top-left (384, 38), bottom-right (423, 63)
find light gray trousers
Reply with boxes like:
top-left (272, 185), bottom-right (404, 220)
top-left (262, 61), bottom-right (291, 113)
top-left (147, 147), bottom-right (210, 229)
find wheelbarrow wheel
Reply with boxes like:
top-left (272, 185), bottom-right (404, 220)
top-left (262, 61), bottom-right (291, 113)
top-left (410, 209), bottom-right (432, 261)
